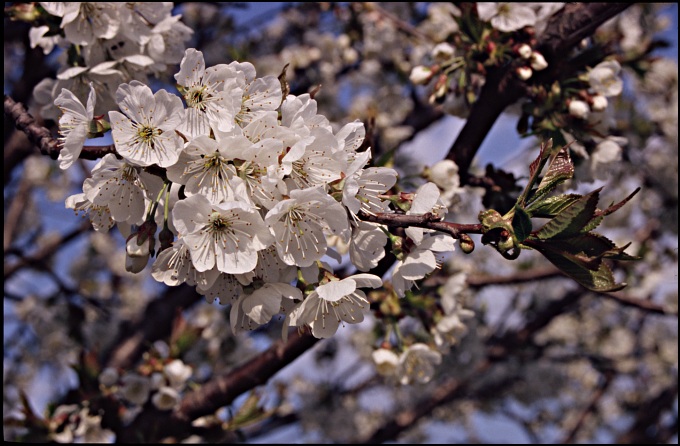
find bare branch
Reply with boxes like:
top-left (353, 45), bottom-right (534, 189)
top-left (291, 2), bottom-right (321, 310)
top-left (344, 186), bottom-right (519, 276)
top-left (360, 211), bottom-right (483, 239)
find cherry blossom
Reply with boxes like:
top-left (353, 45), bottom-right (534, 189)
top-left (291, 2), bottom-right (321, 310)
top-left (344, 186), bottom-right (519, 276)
top-left (54, 83), bottom-right (96, 170)
top-left (109, 80), bottom-right (185, 167)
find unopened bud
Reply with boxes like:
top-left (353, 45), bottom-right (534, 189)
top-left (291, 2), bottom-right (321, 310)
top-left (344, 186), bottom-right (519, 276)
top-left (517, 44), bottom-right (532, 59)
top-left (516, 66), bottom-right (533, 81)
top-left (409, 65), bottom-right (433, 85)
top-left (530, 51), bottom-right (548, 71)
top-left (568, 99), bottom-right (590, 119)
top-left (590, 94), bottom-right (608, 112)
top-left (459, 234), bottom-right (475, 254)
top-left (431, 43), bottom-right (455, 61)
top-left (158, 226), bottom-right (174, 254)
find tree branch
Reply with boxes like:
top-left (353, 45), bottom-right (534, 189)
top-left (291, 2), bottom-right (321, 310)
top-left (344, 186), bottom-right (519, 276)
top-left (360, 211), bottom-right (483, 239)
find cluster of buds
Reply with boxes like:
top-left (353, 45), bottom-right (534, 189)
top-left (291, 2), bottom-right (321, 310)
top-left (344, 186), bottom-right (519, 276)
top-left (514, 43), bottom-right (548, 81)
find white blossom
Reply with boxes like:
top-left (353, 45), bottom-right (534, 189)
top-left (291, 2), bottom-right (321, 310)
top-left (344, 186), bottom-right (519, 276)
top-left (231, 282), bottom-right (302, 332)
top-left (591, 94), bottom-right (609, 111)
top-left (477, 3), bottom-right (537, 33)
top-left (109, 80), bottom-right (185, 167)
top-left (392, 233), bottom-right (456, 297)
top-left (372, 348), bottom-right (400, 377)
top-left (288, 274), bottom-right (382, 338)
top-left (173, 194), bottom-right (274, 274)
top-left (163, 359), bottom-right (193, 389)
top-left (54, 83), bottom-right (96, 170)
top-left (85, 153), bottom-right (161, 225)
top-left (588, 60), bottom-right (623, 97)
top-left (265, 186), bottom-right (350, 267)
top-left (409, 66), bottom-right (433, 85)
top-left (120, 373), bottom-right (151, 405)
top-left (152, 386), bottom-right (180, 411)
top-left (65, 182), bottom-right (114, 233)
top-left (166, 134), bottom-right (247, 205)
top-left (349, 221), bottom-right (388, 272)
top-left (59, 3), bottom-right (121, 46)
top-left (175, 49), bottom-right (243, 137)
top-left (397, 343), bottom-right (442, 385)
top-left (530, 51), bottom-right (548, 71)
top-left (405, 182), bottom-right (448, 245)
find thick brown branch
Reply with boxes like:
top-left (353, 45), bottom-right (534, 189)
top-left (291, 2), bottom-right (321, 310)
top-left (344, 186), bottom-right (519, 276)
top-left (172, 329), bottom-right (320, 422)
top-left (116, 329), bottom-right (321, 441)
top-left (360, 211), bottom-right (483, 239)
top-left (446, 3), bottom-right (632, 184)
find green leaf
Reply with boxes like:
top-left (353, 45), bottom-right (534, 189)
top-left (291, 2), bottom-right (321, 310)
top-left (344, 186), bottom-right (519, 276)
top-left (581, 214), bottom-right (604, 233)
top-left (528, 239), bottom-right (626, 292)
top-left (512, 205), bottom-right (532, 243)
top-left (526, 194), bottom-right (582, 218)
top-left (545, 233), bottom-right (638, 260)
top-left (536, 188), bottom-right (601, 240)
top-left (527, 147), bottom-right (574, 206)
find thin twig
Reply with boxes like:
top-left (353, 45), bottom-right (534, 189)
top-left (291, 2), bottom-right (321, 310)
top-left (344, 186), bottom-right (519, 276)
top-left (360, 211), bottom-right (483, 239)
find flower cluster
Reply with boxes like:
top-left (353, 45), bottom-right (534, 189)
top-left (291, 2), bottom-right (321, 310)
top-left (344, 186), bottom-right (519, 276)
top-left (59, 48), bottom-right (460, 340)
top-left (26, 2), bottom-right (193, 121)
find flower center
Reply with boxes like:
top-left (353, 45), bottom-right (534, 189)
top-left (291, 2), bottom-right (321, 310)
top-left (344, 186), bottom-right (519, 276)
top-left (137, 125), bottom-right (160, 143)
top-left (186, 86), bottom-right (208, 110)
top-left (208, 211), bottom-right (230, 231)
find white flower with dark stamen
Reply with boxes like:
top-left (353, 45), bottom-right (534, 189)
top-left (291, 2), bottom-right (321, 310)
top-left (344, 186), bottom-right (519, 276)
top-left (232, 62), bottom-right (283, 126)
top-left (152, 238), bottom-right (219, 289)
top-left (343, 165), bottom-right (398, 218)
top-left (265, 186), bottom-right (350, 267)
top-left (175, 49), bottom-right (243, 137)
top-left (173, 194), bottom-right (274, 274)
top-left (65, 181), bottom-right (114, 233)
top-left (281, 127), bottom-right (345, 190)
top-left (166, 134), bottom-right (247, 205)
top-left (54, 83), bottom-right (96, 170)
top-left (109, 80), bottom-right (185, 167)
top-left (85, 153), bottom-right (161, 225)
top-left (288, 274), bottom-right (382, 338)
top-left (222, 117), bottom-right (284, 209)
top-left (391, 233), bottom-right (456, 298)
